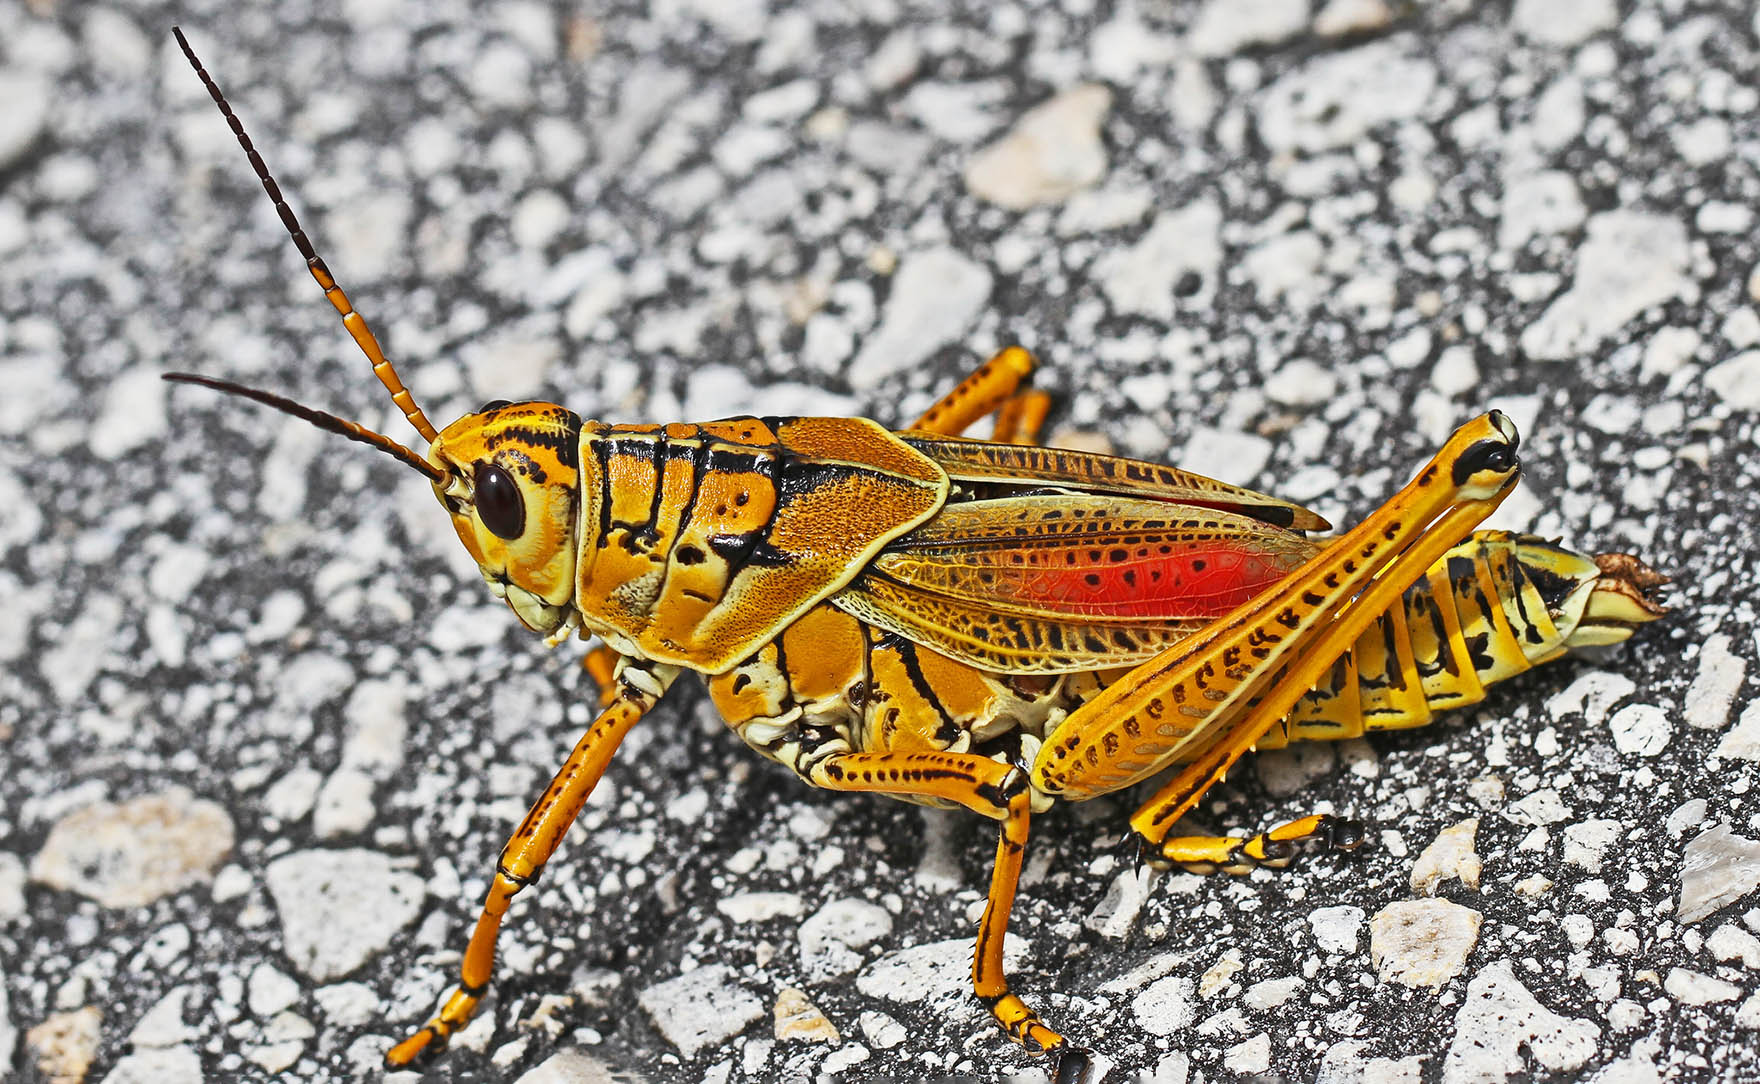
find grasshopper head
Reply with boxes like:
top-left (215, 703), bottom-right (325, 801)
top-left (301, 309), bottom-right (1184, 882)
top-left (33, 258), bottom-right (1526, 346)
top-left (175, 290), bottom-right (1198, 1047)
top-left (429, 401), bottom-right (585, 636)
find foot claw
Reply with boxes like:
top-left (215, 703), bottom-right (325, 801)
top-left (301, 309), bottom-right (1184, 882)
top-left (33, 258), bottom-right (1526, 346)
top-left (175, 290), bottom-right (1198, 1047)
top-left (1051, 1045), bottom-right (1094, 1084)
top-left (1324, 816), bottom-right (1367, 851)
top-left (1119, 828), bottom-right (1159, 871)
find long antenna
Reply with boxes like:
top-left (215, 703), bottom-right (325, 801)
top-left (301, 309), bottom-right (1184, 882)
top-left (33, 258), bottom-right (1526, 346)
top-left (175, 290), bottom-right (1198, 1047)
top-left (172, 26), bottom-right (440, 446)
top-left (163, 373), bottom-right (446, 483)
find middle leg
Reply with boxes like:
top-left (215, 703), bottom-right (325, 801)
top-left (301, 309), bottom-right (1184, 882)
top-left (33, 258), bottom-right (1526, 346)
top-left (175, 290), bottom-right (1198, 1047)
top-left (910, 345), bottom-right (1050, 443)
top-left (801, 749), bottom-right (1085, 1075)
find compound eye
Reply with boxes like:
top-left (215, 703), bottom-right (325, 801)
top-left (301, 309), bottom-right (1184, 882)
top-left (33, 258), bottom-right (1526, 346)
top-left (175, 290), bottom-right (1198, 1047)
top-left (474, 462), bottom-right (525, 539)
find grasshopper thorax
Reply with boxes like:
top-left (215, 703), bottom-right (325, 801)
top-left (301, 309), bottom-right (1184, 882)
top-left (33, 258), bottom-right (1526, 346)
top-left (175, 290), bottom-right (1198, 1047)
top-left (430, 402), bottom-right (585, 636)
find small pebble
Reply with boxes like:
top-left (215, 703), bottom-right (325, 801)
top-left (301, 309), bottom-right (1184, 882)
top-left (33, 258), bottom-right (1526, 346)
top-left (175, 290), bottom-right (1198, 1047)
top-left (1369, 899), bottom-right (1481, 988)
top-left (30, 789), bottom-right (234, 909)
top-left (964, 85), bottom-right (1111, 210)
top-left (637, 965), bottom-right (764, 1058)
top-left (773, 987), bottom-right (839, 1043)
top-left (1441, 960), bottom-right (1599, 1078)
top-left (264, 849), bottom-right (424, 982)
top-left (1410, 818), bottom-right (1482, 896)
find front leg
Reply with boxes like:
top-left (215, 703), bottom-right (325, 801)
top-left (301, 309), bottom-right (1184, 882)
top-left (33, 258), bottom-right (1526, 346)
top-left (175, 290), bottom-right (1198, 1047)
top-left (385, 658), bottom-right (681, 1066)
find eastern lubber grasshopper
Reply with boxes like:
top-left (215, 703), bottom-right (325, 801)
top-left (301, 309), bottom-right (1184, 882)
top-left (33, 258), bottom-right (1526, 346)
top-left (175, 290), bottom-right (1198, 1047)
top-left (164, 29), bottom-right (1666, 1081)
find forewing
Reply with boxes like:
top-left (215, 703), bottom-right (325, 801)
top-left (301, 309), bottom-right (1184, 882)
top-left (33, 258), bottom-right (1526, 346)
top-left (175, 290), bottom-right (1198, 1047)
top-left (903, 435), bottom-right (1330, 531)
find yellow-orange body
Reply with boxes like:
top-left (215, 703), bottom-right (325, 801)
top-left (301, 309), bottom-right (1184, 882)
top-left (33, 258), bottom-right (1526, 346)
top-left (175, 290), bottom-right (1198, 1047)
top-left (428, 404), bottom-right (1660, 821)
top-left (166, 35), bottom-right (1667, 1079)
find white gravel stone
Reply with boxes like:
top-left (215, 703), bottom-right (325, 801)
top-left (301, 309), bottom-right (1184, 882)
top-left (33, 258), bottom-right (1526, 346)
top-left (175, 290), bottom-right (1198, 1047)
top-left (856, 935), bottom-right (1025, 1015)
top-left (1310, 905), bottom-right (1365, 955)
top-left (1317, 1040), bottom-right (1424, 1083)
top-left (800, 898), bottom-right (893, 980)
top-left (864, 32), bottom-right (919, 92)
top-left (1679, 825), bottom-right (1760, 924)
top-left (263, 767), bottom-right (324, 824)
top-left (0, 69), bottom-right (50, 170)
top-left (1511, 0), bottom-right (1617, 46)
top-left (901, 80), bottom-right (1008, 143)
top-left (511, 1049), bottom-right (628, 1084)
top-left (1055, 185), bottom-right (1154, 236)
top-left (1257, 41), bottom-right (1437, 154)
top-left (1411, 819), bottom-right (1482, 896)
top-left (1086, 866), bottom-right (1152, 940)
top-left (1095, 199), bottom-right (1223, 318)
top-left (1181, 426), bottom-right (1273, 486)
top-left (248, 963), bottom-right (301, 1018)
top-left (265, 653), bottom-right (356, 741)
top-left (1674, 116), bottom-right (1733, 166)
top-left (1696, 201), bottom-right (1752, 235)
top-left (1521, 212), bottom-right (1692, 361)
top-left (1189, 0), bottom-right (1308, 57)
top-left (1547, 670), bottom-right (1636, 728)
top-left (963, 85), bottom-right (1111, 210)
top-left (858, 1011), bottom-right (906, 1049)
top-left (462, 328), bottom-right (561, 403)
top-left (1314, 0), bottom-right (1394, 38)
top-left (1244, 232), bottom-right (1325, 304)
top-left (1664, 967), bottom-right (1741, 1005)
top-left (245, 1010), bottom-right (314, 1073)
top-left (312, 982), bottom-right (379, 1027)
top-left (0, 852), bottom-right (24, 922)
top-left (1608, 703), bottom-right (1671, 758)
top-left (1089, 9), bottom-right (1178, 82)
top-left (1225, 1032), bottom-right (1272, 1074)
top-left (127, 985), bottom-right (194, 1048)
top-left (773, 986), bottom-right (839, 1043)
top-left (848, 249), bottom-right (991, 390)
top-left (1255, 741), bottom-right (1336, 798)
top-left (0, 471), bottom-right (42, 555)
top-left (1498, 171), bottom-right (1586, 251)
top-left (1737, 988), bottom-right (1760, 1029)
top-left (100, 1047), bottom-right (204, 1084)
top-left (1133, 973), bottom-right (1194, 1036)
top-left (264, 849), bottom-right (423, 981)
top-left (1508, 788), bottom-right (1570, 826)
top-left (637, 964), bottom-right (764, 1058)
top-left (1706, 923), bottom-right (1760, 969)
top-left (1588, 1040), bottom-right (1663, 1084)
top-left (1243, 976), bottom-right (1302, 1010)
top-left (1442, 959), bottom-right (1599, 1081)
top-left (1370, 899), bottom-right (1482, 988)
top-left (1715, 701), bottom-right (1760, 762)
top-left (1705, 351), bottom-right (1760, 411)
top-left (1721, 309), bottom-right (1760, 349)
top-left (715, 891), bottom-right (804, 923)
top-left (30, 788), bottom-right (234, 908)
top-left (1643, 326), bottom-right (1701, 377)
top-left (313, 769), bottom-right (376, 839)
top-left (1563, 820), bottom-right (1622, 873)
top-left (39, 592), bottom-right (123, 706)
top-left (2, 980), bottom-right (18, 1072)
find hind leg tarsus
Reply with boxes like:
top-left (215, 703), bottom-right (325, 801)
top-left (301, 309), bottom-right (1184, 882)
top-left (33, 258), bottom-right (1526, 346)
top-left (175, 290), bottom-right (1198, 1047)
top-left (1133, 812), bottom-right (1365, 874)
